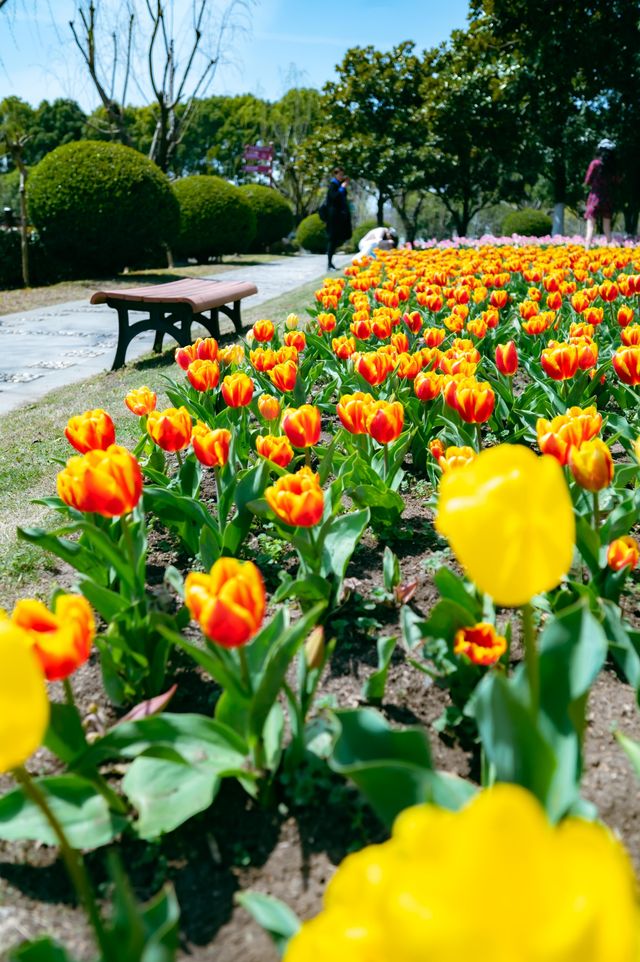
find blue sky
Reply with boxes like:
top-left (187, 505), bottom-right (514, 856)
top-left (0, 0), bottom-right (470, 110)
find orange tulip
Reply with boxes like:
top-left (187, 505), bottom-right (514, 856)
top-left (617, 306), bottom-right (634, 328)
top-left (612, 346), bottom-right (640, 385)
top-left (332, 335), bottom-right (357, 359)
top-left (65, 409), bottom-right (116, 454)
top-left (573, 338), bottom-right (598, 371)
top-left (599, 280), bottom-right (618, 302)
top-left (403, 310), bottom-right (423, 334)
top-left (391, 332), bottom-right (410, 354)
top-left (284, 331), bottom-right (306, 352)
top-left (569, 438), bottom-right (614, 491)
top-left (252, 318), bottom-right (275, 342)
top-left (187, 359), bottom-right (220, 392)
top-left (222, 372), bottom-right (254, 407)
top-left (258, 394), bottom-right (281, 421)
top-left (536, 406), bottom-right (602, 466)
top-left (546, 291), bottom-right (563, 311)
top-left (429, 437), bottom-right (445, 460)
top-left (446, 378), bottom-right (495, 424)
top-left (540, 342), bottom-right (579, 381)
top-left (414, 370), bottom-right (443, 401)
top-left (125, 387), bottom-right (157, 417)
top-left (489, 289), bottom-right (508, 309)
top-left (350, 318), bottom-right (372, 340)
top-left (355, 351), bottom-right (393, 386)
top-left (621, 325), bottom-right (640, 347)
top-left (607, 536), bottom-right (640, 572)
top-left (569, 322), bottom-right (594, 340)
top-left (521, 315), bottom-right (552, 335)
top-left (147, 406), bottom-right (192, 451)
top-left (184, 558), bottom-right (265, 648)
top-left (57, 445), bottom-right (143, 517)
top-left (571, 291), bottom-right (590, 314)
top-left (282, 405), bottom-right (321, 448)
top-left (250, 348), bottom-right (278, 372)
top-left (175, 342), bottom-right (199, 370)
top-left (317, 312), bottom-right (337, 333)
top-left (423, 327), bottom-right (446, 348)
top-left (11, 595), bottom-right (95, 681)
top-left (365, 400), bottom-right (404, 444)
top-left (256, 434), bottom-right (294, 468)
top-left (519, 300), bottom-right (539, 320)
top-left (453, 622), bottom-right (507, 667)
top-left (395, 352), bottom-right (422, 380)
top-left (191, 423), bottom-right (231, 468)
top-left (438, 445), bottom-right (476, 473)
top-left (265, 466), bottom-right (324, 527)
top-left (584, 306), bottom-right (604, 326)
top-left (219, 344), bottom-right (244, 366)
top-left (195, 337), bottom-right (219, 362)
top-left (269, 360), bottom-right (298, 393)
top-left (337, 392), bottom-right (375, 434)
top-left (495, 341), bottom-right (518, 376)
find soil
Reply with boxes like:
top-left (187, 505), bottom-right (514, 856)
top-left (2, 466), bottom-right (640, 960)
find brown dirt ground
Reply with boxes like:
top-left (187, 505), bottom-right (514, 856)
top-left (2, 468), bottom-right (640, 959)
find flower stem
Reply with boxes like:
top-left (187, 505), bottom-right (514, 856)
top-left (305, 447), bottom-right (312, 469)
top-left (63, 676), bottom-right (76, 709)
top-left (213, 467), bottom-right (224, 533)
top-left (475, 423), bottom-right (483, 453)
top-left (383, 444), bottom-right (389, 482)
top-left (13, 766), bottom-right (109, 957)
top-left (238, 646), bottom-right (252, 695)
top-left (521, 602), bottom-right (539, 713)
top-left (592, 490), bottom-right (601, 529)
top-left (120, 512), bottom-right (141, 599)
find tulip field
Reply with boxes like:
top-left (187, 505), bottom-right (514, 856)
top-left (4, 240), bottom-right (640, 960)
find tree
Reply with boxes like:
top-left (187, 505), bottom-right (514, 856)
top-left (70, 0), bottom-right (253, 172)
top-left (269, 87), bottom-right (323, 222)
top-left (315, 42), bottom-right (427, 225)
top-left (470, 0), bottom-right (640, 233)
top-left (420, 21), bottom-right (534, 237)
top-left (0, 97), bottom-right (35, 285)
top-left (23, 99), bottom-right (87, 166)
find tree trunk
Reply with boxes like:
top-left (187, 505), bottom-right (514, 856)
top-left (17, 163), bottom-right (29, 288)
top-left (376, 193), bottom-right (385, 226)
top-left (624, 205), bottom-right (639, 236)
top-left (552, 149), bottom-right (567, 236)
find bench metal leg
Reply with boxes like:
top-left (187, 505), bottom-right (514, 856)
top-left (112, 305), bottom-right (132, 370)
top-left (218, 300), bottom-right (244, 336)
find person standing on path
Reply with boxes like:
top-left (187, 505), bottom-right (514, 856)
top-left (584, 139), bottom-right (617, 249)
top-left (324, 167), bottom-right (352, 270)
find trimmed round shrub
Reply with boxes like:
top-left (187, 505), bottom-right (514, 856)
top-left (173, 176), bottom-right (256, 261)
top-left (27, 141), bottom-right (179, 276)
top-left (502, 208), bottom-right (552, 238)
top-left (295, 213), bottom-right (327, 254)
top-left (239, 184), bottom-right (294, 251)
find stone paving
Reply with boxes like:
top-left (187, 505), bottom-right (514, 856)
top-left (0, 253), bottom-right (351, 415)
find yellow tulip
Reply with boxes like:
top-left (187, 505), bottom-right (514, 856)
top-left (284, 785), bottom-right (640, 962)
top-left (436, 444), bottom-right (575, 606)
top-left (0, 619), bottom-right (49, 772)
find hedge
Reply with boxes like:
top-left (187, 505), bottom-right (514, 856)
top-left (502, 208), bottom-right (552, 238)
top-left (28, 141), bottom-right (179, 276)
top-left (238, 184), bottom-right (294, 251)
top-left (173, 176), bottom-right (256, 261)
top-left (295, 213), bottom-right (327, 254)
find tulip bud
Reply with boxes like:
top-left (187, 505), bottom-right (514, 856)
top-left (607, 536), bottom-right (639, 572)
top-left (495, 341), bottom-right (518, 377)
top-left (305, 626), bottom-right (325, 669)
top-left (285, 313), bottom-right (299, 330)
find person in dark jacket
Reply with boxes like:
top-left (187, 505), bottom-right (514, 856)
top-left (325, 167), bottom-right (352, 269)
top-left (584, 138), bottom-right (617, 249)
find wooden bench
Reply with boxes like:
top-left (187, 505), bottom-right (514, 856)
top-left (90, 278), bottom-right (258, 370)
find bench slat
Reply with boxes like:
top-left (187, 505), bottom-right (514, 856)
top-left (90, 277), bottom-right (258, 312)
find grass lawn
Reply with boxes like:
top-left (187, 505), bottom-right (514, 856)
top-left (0, 273), bottom-right (321, 606)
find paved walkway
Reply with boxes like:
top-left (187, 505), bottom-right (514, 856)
top-left (0, 253), bottom-right (351, 414)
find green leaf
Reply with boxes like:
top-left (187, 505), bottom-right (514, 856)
top-left (17, 526), bottom-right (107, 584)
top-left (616, 731), bottom-right (640, 782)
top-left (474, 672), bottom-right (558, 807)
top-left (248, 604), bottom-right (326, 744)
top-left (362, 635), bottom-right (398, 704)
top-left (330, 708), bottom-right (474, 826)
top-left (105, 856), bottom-right (179, 962)
top-left (0, 775), bottom-right (126, 849)
top-left (44, 703), bottom-right (89, 764)
top-left (235, 891), bottom-right (300, 956)
top-left (575, 516), bottom-right (602, 575)
top-left (433, 568), bottom-right (482, 616)
top-left (320, 508), bottom-right (370, 583)
top-left (9, 938), bottom-right (77, 962)
top-left (199, 524), bottom-right (221, 568)
top-left (78, 578), bottom-right (129, 621)
top-left (382, 546), bottom-right (400, 593)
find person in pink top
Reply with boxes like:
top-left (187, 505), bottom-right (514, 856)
top-left (584, 138), bottom-right (616, 249)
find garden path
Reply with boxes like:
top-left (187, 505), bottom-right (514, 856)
top-left (0, 252), bottom-right (350, 414)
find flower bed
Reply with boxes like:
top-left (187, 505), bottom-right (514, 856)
top-left (3, 241), bottom-right (640, 960)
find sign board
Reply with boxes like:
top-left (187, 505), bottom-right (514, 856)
top-left (243, 144), bottom-right (274, 162)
